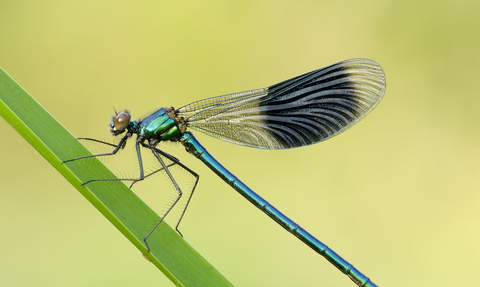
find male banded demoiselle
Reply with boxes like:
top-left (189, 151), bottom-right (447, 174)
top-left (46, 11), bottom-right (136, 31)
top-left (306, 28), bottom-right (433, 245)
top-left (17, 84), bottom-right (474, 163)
top-left (64, 58), bottom-right (385, 287)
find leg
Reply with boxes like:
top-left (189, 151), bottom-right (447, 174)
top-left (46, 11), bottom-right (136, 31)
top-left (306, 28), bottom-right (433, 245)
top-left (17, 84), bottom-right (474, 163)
top-left (127, 143), bottom-right (183, 188)
top-left (80, 138), bottom-right (146, 185)
top-left (152, 147), bottom-right (199, 236)
top-left (62, 135), bottom-right (129, 163)
top-left (77, 137), bottom-right (120, 148)
top-left (128, 162), bottom-right (176, 188)
top-left (143, 146), bottom-right (183, 252)
top-left (133, 143), bottom-right (199, 239)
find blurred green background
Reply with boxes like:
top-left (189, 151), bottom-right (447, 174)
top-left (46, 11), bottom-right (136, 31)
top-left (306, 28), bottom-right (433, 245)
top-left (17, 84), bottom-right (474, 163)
top-left (1, 0), bottom-right (479, 286)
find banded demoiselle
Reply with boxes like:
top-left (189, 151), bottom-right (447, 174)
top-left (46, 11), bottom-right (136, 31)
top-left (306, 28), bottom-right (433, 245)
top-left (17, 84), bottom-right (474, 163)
top-left (64, 58), bottom-right (385, 287)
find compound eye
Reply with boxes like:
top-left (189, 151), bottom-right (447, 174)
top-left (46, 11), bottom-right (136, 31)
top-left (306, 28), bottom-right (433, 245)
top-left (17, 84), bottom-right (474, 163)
top-left (114, 112), bottom-right (130, 132)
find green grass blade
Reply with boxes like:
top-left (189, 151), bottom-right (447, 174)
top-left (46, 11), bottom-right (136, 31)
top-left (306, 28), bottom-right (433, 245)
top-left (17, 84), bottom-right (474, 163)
top-left (0, 67), bottom-right (233, 287)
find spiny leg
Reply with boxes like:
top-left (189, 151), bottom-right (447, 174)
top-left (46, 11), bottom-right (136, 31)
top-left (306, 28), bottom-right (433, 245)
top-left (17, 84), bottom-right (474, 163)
top-left (152, 147), bottom-right (199, 236)
top-left (77, 137), bottom-right (119, 148)
top-left (65, 136), bottom-right (199, 251)
top-left (72, 138), bottom-right (179, 187)
top-left (62, 136), bottom-right (129, 163)
top-left (128, 143), bottom-right (183, 188)
top-left (78, 138), bottom-right (147, 185)
top-left (128, 162), bottom-right (176, 188)
top-left (131, 144), bottom-right (199, 237)
top-left (143, 146), bottom-right (184, 252)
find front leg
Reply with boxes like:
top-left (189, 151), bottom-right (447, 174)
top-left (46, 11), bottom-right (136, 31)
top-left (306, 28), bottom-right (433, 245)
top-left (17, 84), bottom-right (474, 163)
top-left (74, 137), bottom-right (147, 185)
top-left (63, 134), bottom-right (130, 163)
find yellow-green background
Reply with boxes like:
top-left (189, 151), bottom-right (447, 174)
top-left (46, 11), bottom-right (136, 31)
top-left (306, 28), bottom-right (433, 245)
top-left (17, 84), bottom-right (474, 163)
top-left (1, 1), bottom-right (479, 286)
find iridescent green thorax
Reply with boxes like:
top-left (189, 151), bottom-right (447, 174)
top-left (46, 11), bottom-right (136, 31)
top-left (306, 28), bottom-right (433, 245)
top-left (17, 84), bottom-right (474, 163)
top-left (137, 107), bottom-right (185, 142)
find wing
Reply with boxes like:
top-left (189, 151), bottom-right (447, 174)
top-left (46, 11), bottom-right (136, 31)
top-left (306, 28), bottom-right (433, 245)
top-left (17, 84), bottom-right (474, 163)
top-left (177, 58), bottom-right (386, 149)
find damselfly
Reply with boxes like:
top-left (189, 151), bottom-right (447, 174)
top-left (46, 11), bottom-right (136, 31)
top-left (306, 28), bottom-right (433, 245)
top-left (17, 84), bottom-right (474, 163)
top-left (64, 58), bottom-right (385, 287)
